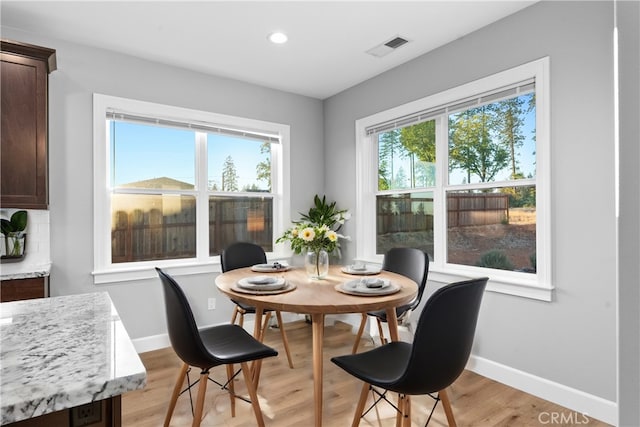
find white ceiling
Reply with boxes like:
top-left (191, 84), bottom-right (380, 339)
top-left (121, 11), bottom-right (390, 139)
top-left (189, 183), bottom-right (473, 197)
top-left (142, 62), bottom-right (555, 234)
top-left (1, 1), bottom-right (536, 99)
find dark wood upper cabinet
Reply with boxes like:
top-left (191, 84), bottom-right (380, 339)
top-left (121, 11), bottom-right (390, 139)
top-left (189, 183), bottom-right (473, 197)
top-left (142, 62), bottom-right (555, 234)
top-left (1, 39), bottom-right (56, 209)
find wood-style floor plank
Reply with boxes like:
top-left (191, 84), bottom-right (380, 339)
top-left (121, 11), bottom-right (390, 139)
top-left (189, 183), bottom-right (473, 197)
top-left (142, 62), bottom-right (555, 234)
top-left (122, 320), bottom-right (611, 426)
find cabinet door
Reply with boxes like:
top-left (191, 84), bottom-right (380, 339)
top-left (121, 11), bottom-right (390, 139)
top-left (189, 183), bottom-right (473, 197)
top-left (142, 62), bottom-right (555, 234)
top-left (1, 53), bottom-right (48, 209)
top-left (0, 277), bottom-right (45, 301)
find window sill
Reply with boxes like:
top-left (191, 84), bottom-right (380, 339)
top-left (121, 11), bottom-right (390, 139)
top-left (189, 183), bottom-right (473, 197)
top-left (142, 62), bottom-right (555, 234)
top-left (350, 258), bottom-right (554, 301)
top-left (92, 262), bottom-right (220, 285)
top-left (92, 254), bottom-right (294, 285)
top-left (427, 267), bottom-right (554, 301)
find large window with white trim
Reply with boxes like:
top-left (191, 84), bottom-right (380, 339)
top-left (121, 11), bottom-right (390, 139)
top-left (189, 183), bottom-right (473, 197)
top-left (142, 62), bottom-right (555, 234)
top-left (356, 58), bottom-right (551, 299)
top-left (93, 94), bottom-right (290, 282)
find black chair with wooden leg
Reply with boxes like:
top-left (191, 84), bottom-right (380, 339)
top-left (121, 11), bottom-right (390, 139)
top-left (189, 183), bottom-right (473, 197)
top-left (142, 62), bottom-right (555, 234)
top-left (332, 277), bottom-right (488, 427)
top-left (156, 267), bottom-right (277, 427)
top-left (352, 247), bottom-right (429, 353)
top-left (221, 242), bottom-right (294, 368)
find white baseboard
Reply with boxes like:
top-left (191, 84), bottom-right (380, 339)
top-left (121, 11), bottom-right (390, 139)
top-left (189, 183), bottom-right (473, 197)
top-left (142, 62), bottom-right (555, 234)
top-left (466, 355), bottom-right (617, 425)
top-left (132, 332), bottom-right (171, 353)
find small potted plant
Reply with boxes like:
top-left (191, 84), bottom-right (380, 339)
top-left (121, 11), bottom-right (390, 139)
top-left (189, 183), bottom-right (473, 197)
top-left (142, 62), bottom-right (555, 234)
top-left (299, 195), bottom-right (350, 233)
top-left (1, 210), bottom-right (27, 258)
top-left (277, 195), bottom-right (350, 279)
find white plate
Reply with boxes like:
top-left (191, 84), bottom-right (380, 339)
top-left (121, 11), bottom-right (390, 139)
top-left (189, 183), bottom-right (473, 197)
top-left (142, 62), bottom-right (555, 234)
top-left (341, 265), bottom-right (382, 275)
top-left (251, 263), bottom-right (292, 272)
top-left (246, 275), bottom-right (278, 284)
top-left (339, 279), bottom-right (399, 295)
top-left (237, 276), bottom-right (287, 291)
top-left (232, 282), bottom-right (297, 295)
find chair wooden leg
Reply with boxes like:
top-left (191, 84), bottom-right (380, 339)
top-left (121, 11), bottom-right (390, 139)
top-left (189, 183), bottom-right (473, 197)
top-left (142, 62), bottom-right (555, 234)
top-left (376, 318), bottom-right (387, 345)
top-left (351, 382), bottom-right (370, 427)
top-left (395, 394), bottom-right (404, 427)
top-left (403, 395), bottom-right (411, 427)
top-left (439, 388), bottom-right (457, 427)
top-left (251, 308), bottom-right (266, 386)
top-left (191, 370), bottom-right (209, 427)
top-left (239, 312), bottom-right (245, 328)
top-left (231, 306), bottom-right (240, 325)
top-left (352, 313), bottom-right (367, 354)
top-left (393, 394), bottom-right (411, 427)
top-left (253, 311), bottom-right (272, 390)
top-left (241, 362), bottom-right (266, 427)
top-left (164, 362), bottom-right (189, 427)
top-left (259, 312), bottom-right (273, 341)
top-left (275, 311), bottom-right (294, 368)
top-left (226, 364), bottom-right (236, 417)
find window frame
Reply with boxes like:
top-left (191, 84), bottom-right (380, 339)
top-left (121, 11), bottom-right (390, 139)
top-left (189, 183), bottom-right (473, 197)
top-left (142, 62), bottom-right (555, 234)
top-left (355, 57), bottom-right (552, 300)
top-left (93, 94), bottom-right (290, 284)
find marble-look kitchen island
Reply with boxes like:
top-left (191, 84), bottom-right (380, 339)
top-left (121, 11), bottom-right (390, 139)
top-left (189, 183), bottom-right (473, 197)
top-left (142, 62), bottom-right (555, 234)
top-left (0, 292), bottom-right (146, 426)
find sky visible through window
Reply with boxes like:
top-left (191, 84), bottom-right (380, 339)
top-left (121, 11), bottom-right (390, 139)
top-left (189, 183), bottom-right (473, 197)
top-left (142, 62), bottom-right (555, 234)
top-left (111, 121), bottom-right (267, 190)
top-left (208, 134), bottom-right (269, 191)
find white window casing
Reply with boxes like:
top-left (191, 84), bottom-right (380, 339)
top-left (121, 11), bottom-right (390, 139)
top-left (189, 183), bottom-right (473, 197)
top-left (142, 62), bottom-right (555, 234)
top-left (355, 57), bottom-right (552, 301)
top-left (92, 94), bottom-right (290, 284)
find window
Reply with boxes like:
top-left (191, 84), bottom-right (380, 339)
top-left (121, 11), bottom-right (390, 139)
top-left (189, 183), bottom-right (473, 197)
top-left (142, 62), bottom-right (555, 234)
top-left (93, 94), bottom-right (290, 283)
top-left (356, 58), bottom-right (551, 300)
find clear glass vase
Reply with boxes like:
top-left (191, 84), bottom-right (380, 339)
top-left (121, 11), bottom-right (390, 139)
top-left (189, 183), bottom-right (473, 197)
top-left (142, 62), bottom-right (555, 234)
top-left (2, 233), bottom-right (26, 258)
top-left (305, 249), bottom-right (329, 280)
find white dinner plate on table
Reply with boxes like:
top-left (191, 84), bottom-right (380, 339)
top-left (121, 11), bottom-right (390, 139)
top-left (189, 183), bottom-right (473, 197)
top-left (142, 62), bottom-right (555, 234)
top-left (237, 276), bottom-right (287, 291)
top-left (341, 265), bottom-right (382, 275)
top-left (336, 278), bottom-right (400, 296)
top-left (251, 263), bottom-right (292, 272)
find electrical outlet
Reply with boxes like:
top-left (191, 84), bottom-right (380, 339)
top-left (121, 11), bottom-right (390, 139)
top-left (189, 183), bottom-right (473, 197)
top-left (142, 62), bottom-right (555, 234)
top-left (71, 401), bottom-right (102, 426)
top-left (207, 298), bottom-right (216, 310)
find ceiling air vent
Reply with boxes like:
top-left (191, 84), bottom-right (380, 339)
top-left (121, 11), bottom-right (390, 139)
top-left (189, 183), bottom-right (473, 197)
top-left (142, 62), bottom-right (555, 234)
top-left (385, 37), bottom-right (408, 49)
top-left (366, 35), bottom-right (410, 58)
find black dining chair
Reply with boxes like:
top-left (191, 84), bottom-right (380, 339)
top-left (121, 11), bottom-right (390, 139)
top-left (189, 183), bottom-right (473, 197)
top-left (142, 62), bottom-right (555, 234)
top-left (352, 247), bottom-right (430, 353)
top-left (221, 242), bottom-right (294, 368)
top-left (332, 277), bottom-right (488, 427)
top-left (156, 267), bottom-right (278, 427)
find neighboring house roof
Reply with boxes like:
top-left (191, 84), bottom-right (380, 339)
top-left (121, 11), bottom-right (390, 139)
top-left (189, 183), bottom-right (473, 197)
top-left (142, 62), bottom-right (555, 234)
top-left (119, 177), bottom-right (194, 190)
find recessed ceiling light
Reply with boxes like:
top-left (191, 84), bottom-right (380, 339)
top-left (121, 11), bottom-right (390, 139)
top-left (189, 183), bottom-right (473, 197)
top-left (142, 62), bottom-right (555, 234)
top-left (268, 32), bottom-right (288, 44)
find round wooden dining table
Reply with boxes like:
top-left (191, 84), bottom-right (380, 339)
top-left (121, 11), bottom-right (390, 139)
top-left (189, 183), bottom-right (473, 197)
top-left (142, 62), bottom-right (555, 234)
top-left (215, 264), bottom-right (418, 427)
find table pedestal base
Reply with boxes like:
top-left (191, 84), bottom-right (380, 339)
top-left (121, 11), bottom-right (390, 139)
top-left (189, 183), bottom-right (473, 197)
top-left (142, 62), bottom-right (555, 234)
top-left (312, 313), bottom-right (325, 427)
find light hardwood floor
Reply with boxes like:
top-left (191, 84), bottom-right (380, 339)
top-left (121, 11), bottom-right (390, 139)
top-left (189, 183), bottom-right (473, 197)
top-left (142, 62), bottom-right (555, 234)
top-left (122, 320), bottom-right (610, 427)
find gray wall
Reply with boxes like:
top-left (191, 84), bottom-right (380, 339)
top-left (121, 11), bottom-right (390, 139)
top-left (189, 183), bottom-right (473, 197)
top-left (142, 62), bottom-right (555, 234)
top-left (0, 26), bottom-right (324, 340)
top-left (617, 0), bottom-right (640, 424)
top-left (324, 1), bottom-right (617, 403)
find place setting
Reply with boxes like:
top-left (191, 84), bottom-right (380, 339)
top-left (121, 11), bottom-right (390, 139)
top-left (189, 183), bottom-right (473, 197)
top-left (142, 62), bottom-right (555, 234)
top-left (340, 261), bottom-right (382, 276)
top-left (232, 275), bottom-right (296, 295)
top-left (250, 261), bottom-right (292, 273)
top-left (335, 277), bottom-right (400, 296)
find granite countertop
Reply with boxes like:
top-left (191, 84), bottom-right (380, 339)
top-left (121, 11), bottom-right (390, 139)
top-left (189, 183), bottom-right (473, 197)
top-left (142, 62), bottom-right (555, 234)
top-left (0, 263), bottom-right (51, 281)
top-left (0, 292), bottom-right (146, 425)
